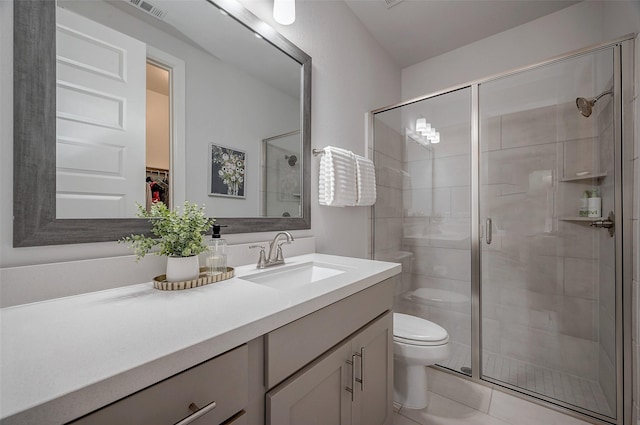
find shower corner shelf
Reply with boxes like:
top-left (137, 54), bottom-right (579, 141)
top-left (558, 216), bottom-right (603, 222)
top-left (559, 172), bottom-right (607, 182)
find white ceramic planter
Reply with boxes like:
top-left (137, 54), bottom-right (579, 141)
top-left (166, 255), bottom-right (200, 282)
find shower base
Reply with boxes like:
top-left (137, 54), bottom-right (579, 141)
top-left (438, 342), bottom-right (613, 418)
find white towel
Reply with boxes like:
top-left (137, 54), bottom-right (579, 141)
top-left (319, 146), bottom-right (357, 206)
top-left (355, 155), bottom-right (377, 206)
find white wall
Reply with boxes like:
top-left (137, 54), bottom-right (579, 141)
top-left (238, 0), bottom-right (402, 257)
top-left (0, 0), bottom-right (400, 278)
top-left (402, 1), bottom-right (640, 100)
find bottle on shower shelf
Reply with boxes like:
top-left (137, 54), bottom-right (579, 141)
top-left (579, 191), bottom-right (589, 217)
top-left (587, 189), bottom-right (601, 218)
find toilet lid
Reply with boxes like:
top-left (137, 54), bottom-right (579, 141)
top-left (393, 313), bottom-right (449, 345)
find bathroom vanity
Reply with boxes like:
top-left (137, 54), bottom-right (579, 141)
top-left (0, 254), bottom-right (399, 425)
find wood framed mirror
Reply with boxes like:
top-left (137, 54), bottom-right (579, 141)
top-left (13, 0), bottom-right (311, 247)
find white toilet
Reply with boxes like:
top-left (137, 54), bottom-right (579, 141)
top-left (393, 312), bottom-right (450, 409)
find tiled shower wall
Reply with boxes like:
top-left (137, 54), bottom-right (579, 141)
top-left (481, 99), bottom-right (615, 407)
top-left (263, 141), bottom-right (301, 218)
top-left (373, 40), bottom-right (639, 417)
top-left (373, 97), bottom-right (619, 415)
top-left (372, 119), bottom-right (404, 255)
top-left (401, 122), bottom-right (472, 350)
top-left (596, 94), bottom-right (617, 413)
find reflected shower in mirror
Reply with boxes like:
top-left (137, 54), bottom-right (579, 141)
top-left (262, 130), bottom-right (301, 218)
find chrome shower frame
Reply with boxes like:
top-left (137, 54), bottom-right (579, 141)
top-left (369, 34), bottom-right (635, 425)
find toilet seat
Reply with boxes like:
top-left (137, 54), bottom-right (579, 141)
top-left (393, 313), bottom-right (449, 346)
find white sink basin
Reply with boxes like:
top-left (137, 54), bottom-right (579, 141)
top-left (239, 261), bottom-right (346, 290)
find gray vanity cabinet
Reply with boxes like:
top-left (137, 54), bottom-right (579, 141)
top-left (68, 345), bottom-right (248, 425)
top-left (266, 311), bottom-right (393, 425)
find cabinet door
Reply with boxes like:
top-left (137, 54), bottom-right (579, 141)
top-left (352, 311), bottom-right (393, 425)
top-left (267, 342), bottom-right (352, 425)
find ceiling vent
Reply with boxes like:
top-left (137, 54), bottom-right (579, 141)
top-left (124, 0), bottom-right (168, 20)
top-left (384, 0), bottom-right (405, 9)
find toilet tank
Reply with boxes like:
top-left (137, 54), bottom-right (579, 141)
top-left (374, 250), bottom-right (413, 296)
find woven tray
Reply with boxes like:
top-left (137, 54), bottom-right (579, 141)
top-left (153, 267), bottom-right (235, 291)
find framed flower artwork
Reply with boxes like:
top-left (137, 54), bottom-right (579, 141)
top-left (208, 143), bottom-right (246, 198)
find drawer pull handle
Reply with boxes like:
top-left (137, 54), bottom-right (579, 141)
top-left (355, 347), bottom-right (364, 391)
top-left (345, 354), bottom-right (356, 402)
top-left (175, 400), bottom-right (217, 425)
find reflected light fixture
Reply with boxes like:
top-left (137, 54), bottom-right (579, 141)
top-left (274, 0), bottom-right (295, 25)
top-left (415, 118), bottom-right (441, 144)
top-left (416, 118), bottom-right (427, 133)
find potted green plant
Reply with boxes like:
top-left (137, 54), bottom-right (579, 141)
top-left (120, 201), bottom-right (215, 282)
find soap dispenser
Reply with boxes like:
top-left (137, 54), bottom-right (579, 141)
top-left (207, 224), bottom-right (227, 277)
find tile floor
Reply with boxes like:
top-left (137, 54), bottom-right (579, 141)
top-left (393, 367), bottom-right (599, 425)
top-left (439, 342), bottom-right (612, 417)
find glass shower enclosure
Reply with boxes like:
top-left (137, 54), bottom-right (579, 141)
top-left (371, 38), bottom-right (632, 424)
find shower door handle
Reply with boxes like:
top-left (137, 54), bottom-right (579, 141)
top-left (485, 218), bottom-right (492, 244)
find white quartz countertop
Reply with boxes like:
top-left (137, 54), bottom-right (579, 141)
top-left (0, 253), bottom-right (400, 425)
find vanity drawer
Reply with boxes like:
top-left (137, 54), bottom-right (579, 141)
top-left (69, 345), bottom-right (248, 425)
top-left (264, 277), bottom-right (395, 388)
top-left (220, 411), bottom-right (247, 425)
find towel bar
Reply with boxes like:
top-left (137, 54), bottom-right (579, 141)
top-left (312, 148), bottom-right (325, 156)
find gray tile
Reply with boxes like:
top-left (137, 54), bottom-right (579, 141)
top-left (400, 392), bottom-right (512, 425)
top-left (558, 296), bottom-right (598, 340)
top-left (393, 412), bottom-right (421, 425)
top-left (433, 123), bottom-right (471, 159)
top-left (562, 138), bottom-right (598, 178)
top-left (556, 101), bottom-right (597, 142)
top-left (489, 386), bottom-right (593, 425)
top-left (481, 116), bottom-right (501, 152)
top-left (426, 368), bottom-right (492, 413)
top-left (563, 257), bottom-right (597, 299)
top-left (501, 104), bottom-right (557, 149)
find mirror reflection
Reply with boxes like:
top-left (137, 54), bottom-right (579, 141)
top-left (55, 0), bottom-right (303, 219)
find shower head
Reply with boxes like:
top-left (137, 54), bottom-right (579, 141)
top-left (575, 89), bottom-right (612, 118)
top-left (285, 155), bottom-right (298, 166)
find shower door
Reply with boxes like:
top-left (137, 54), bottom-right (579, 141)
top-left (478, 47), bottom-right (618, 420)
top-left (372, 88), bottom-right (473, 376)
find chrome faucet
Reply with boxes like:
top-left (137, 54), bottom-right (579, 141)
top-left (250, 231), bottom-right (294, 269)
top-left (267, 231), bottom-right (294, 264)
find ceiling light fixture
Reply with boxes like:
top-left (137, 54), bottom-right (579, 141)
top-left (273, 0), bottom-right (295, 25)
